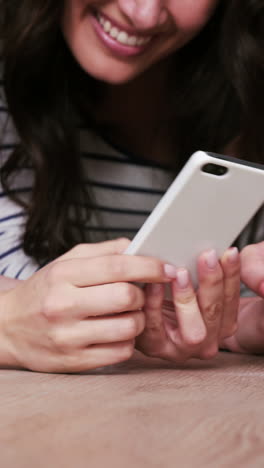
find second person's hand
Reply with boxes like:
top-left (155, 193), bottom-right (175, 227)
top-left (136, 247), bottom-right (241, 362)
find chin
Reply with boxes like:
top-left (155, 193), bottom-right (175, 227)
top-left (81, 61), bottom-right (143, 85)
top-left (95, 71), bottom-right (140, 85)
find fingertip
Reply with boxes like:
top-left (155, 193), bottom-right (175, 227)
top-left (197, 249), bottom-right (219, 277)
top-left (117, 237), bottom-right (131, 252)
top-left (199, 344), bottom-right (218, 360)
top-left (221, 247), bottom-right (240, 266)
top-left (136, 310), bottom-right (146, 336)
top-left (175, 268), bottom-right (189, 289)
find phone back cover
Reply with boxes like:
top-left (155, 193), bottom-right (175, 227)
top-left (125, 151), bottom-right (264, 286)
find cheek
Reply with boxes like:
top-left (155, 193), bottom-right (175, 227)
top-left (62, 0), bottom-right (92, 38)
top-left (170, 0), bottom-right (219, 32)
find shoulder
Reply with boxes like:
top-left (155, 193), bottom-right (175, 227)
top-left (0, 58), bottom-right (19, 155)
top-left (0, 57), bottom-right (33, 205)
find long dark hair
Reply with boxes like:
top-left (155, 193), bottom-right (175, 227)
top-left (1, 0), bottom-right (264, 263)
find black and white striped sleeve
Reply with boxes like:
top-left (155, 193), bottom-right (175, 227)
top-left (0, 65), bottom-right (40, 279)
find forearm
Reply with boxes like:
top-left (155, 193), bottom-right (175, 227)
top-left (0, 275), bottom-right (22, 292)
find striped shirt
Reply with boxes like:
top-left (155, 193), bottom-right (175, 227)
top-left (0, 61), bottom-right (263, 281)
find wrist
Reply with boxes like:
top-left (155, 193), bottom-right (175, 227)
top-left (0, 290), bottom-right (21, 369)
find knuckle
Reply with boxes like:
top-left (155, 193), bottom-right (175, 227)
top-left (116, 237), bottom-right (131, 251)
top-left (107, 256), bottom-right (126, 277)
top-left (41, 292), bottom-right (60, 320)
top-left (183, 329), bottom-right (207, 347)
top-left (176, 293), bottom-right (196, 306)
top-left (133, 310), bottom-right (146, 336)
top-left (203, 302), bottom-right (222, 323)
top-left (123, 311), bottom-right (145, 339)
top-left (115, 283), bottom-right (139, 310)
top-left (221, 322), bottom-right (238, 339)
top-left (63, 354), bottom-right (83, 372)
top-left (224, 289), bottom-right (239, 304)
top-left (208, 273), bottom-right (223, 288)
top-left (48, 328), bottom-right (70, 353)
top-left (41, 289), bottom-right (72, 321)
top-left (227, 262), bottom-right (240, 275)
top-left (146, 257), bottom-right (164, 278)
top-left (137, 310), bottom-right (146, 334)
top-left (123, 316), bottom-right (138, 338)
top-left (199, 345), bottom-right (219, 360)
top-left (69, 243), bottom-right (89, 256)
top-left (121, 341), bottom-right (135, 360)
top-left (45, 262), bottom-right (65, 285)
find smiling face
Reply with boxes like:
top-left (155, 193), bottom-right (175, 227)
top-left (62, 0), bottom-right (220, 84)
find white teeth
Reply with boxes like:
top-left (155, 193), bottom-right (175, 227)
top-left (97, 13), bottom-right (151, 48)
top-left (127, 36), bottom-right (137, 46)
top-left (109, 27), bottom-right (119, 39)
top-left (136, 37), bottom-right (146, 46)
top-left (117, 31), bottom-right (128, 44)
top-left (103, 20), bottom-right (111, 33)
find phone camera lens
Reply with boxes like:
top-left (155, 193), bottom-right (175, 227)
top-left (202, 163), bottom-right (228, 176)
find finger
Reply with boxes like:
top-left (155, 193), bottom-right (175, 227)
top-left (55, 310), bottom-right (145, 348)
top-left (220, 247), bottom-right (240, 338)
top-left (171, 269), bottom-right (207, 346)
top-left (197, 249), bottom-right (224, 355)
top-left (55, 340), bottom-right (136, 373)
top-left (162, 301), bottom-right (184, 353)
top-left (222, 297), bottom-right (264, 354)
top-left (136, 283), bottom-right (177, 359)
top-left (136, 283), bottom-right (165, 352)
top-left (240, 242), bottom-right (264, 296)
top-left (57, 238), bottom-right (131, 262)
top-left (44, 282), bottom-right (145, 320)
top-left (49, 255), bottom-right (175, 287)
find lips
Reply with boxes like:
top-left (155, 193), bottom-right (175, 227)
top-left (97, 12), bottom-right (152, 47)
top-left (91, 9), bottom-right (156, 57)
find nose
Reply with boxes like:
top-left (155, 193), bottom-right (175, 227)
top-left (118, 0), bottom-right (167, 30)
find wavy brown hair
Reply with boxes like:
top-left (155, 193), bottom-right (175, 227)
top-left (1, 0), bottom-right (264, 264)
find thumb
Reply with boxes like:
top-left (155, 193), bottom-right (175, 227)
top-left (241, 242), bottom-right (264, 296)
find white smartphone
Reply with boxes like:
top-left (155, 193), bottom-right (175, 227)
top-left (125, 151), bottom-right (264, 287)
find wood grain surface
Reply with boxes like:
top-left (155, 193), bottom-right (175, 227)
top-left (1, 351), bottom-right (264, 468)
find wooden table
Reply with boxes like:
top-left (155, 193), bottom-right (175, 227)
top-left (1, 351), bottom-right (264, 468)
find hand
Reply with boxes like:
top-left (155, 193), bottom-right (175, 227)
top-left (240, 241), bottom-right (264, 296)
top-left (136, 248), bottom-right (241, 363)
top-left (220, 241), bottom-right (264, 354)
top-left (0, 238), bottom-right (174, 373)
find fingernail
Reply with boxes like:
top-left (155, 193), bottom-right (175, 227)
top-left (227, 247), bottom-right (239, 263)
top-left (164, 264), bottom-right (178, 279)
top-left (176, 268), bottom-right (189, 289)
top-left (205, 249), bottom-right (218, 269)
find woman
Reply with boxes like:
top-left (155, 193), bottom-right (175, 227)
top-left (0, 0), bottom-right (263, 373)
